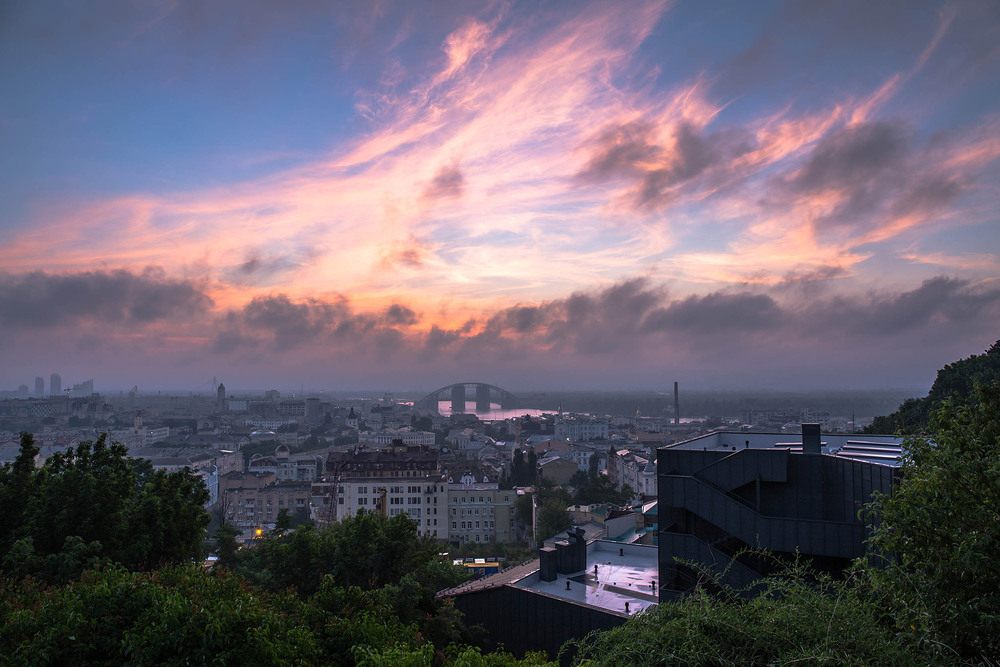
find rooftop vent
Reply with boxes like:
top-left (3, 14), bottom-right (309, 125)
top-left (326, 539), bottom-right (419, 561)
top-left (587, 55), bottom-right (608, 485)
top-left (802, 423), bottom-right (821, 454)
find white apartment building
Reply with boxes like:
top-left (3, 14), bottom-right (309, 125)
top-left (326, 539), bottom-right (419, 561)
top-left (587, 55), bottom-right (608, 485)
top-left (311, 445), bottom-right (449, 539)
top-left (553, 415), bottom-right (609, 442)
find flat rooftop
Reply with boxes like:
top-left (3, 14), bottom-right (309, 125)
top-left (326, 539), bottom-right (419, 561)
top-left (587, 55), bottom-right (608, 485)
top-left (512, 541), bottom-right (658, 617)
top-left (663, 431), bottom-right (903, 466)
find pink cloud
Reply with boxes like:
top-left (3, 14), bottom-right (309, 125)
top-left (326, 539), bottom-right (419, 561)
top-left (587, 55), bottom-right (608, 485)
top-left (1, 0), bottom-right (997, 342)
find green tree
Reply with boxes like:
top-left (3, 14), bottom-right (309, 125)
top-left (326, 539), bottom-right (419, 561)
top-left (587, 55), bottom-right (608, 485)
top-left (569, 560), bottom-right (927, 666)
top-left (588, 452), bottom-right (600, 476)
top-left (513, 482), bottom-right (573, 544)
top-left (866, 339), bottom-right (1000, 434)
top-left (864, 382), bottom-right (1000, 661)
top-left (571, 473), bottom-right (632, 507)
top-left (535, 498), bottom-right (572, 544)
top-left (568, 469), bottom-right (589, 489)
top-left (0, 433), bottom-right (39, 556)
top-left (0, 565), bottom-right (321, 665)
top-left (0, 433), bottom-right (209, 581)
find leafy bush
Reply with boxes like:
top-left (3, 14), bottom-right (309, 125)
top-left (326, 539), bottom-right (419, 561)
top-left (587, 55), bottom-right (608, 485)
top-left (865, 382), bottom-right (1000, 661)
top-left (569, 559), bottom-right (928, 666)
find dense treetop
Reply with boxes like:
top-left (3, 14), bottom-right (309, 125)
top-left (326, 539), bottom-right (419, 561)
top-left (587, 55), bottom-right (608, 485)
top-left (0, 432), bottom-right (209, 582)
top-left (867, 339), bottom-right (1000, 434)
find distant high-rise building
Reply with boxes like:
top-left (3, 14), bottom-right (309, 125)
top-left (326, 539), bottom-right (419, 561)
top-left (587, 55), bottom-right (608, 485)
top-left (217, 382), bottom-right (226, 411)
top-left (18, 384), bottom-right (29, 396)
top-left (34, 377), bottom-right (44, 396)
top-left (50, 373), bottom-right (61, 396)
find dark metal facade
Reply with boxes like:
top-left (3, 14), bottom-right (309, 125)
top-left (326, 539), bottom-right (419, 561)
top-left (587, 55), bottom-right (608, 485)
top-left (657, 444), bottom-right (898, 597)
top-left (449, 584), bottom-right (625, 661)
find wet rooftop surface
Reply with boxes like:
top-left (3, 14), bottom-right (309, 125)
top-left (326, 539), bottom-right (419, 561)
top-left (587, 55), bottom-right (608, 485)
top-left (514, 542), bottom-right (659, 616)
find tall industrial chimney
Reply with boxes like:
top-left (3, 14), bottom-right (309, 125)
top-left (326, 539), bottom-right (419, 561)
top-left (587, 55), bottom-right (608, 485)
top-left (673, 382), bottom-right (680, 425)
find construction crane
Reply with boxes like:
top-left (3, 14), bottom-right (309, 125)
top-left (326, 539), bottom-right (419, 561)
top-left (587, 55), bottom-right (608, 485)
top-left (375, 488), bottom-right (388, 517)
top-left (318, 460), bottom-right (344, 529)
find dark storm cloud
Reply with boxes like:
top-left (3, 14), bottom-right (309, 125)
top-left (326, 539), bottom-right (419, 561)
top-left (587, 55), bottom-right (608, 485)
top-left (577, 121), bottom-right (752, 209)
top-left (468, 279), bottom-right (667, 356)
top-left (236, 294), bottom-right (364, 350)
top-left (217, 293), bottom-right (426, 353)
top-left (383, 303), bottom-right (419, 326)
top-left (769, 120), bottom-right (969, 234)
top-left (421, 324), bottom-right (463, 356)
top-left (211, 276), bottom-right (999, 365)
top-left (803, 277), bottom-right (1000, 337)
top-left (641, 292), bottom-right (782, 333)
top-left (788, 121), bottom-right (908, 195)
top-left (486, 305), bottom-right (543, 334)
top-left (424, 163), bottom-right (465, 199)
top-left (635, 123), bottom-right (723, 207)
top-left (421, 275), bottom-right (1000, 361)
top-left (577, 121), bottom-right (661, 182)
top-left (888, 175), bottom-right (963, 219)
top-left (0, 269), bottom-right (212, 329)
top-left (479, 278), bottom-right (661, 340)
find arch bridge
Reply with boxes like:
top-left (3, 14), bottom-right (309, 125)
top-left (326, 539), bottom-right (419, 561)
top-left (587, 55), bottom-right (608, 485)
top-left (414, 382), bottom-right (519, 414)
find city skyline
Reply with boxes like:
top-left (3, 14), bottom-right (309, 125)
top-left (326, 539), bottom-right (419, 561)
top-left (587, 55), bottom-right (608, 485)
top-left (2, 1), bottom-right (999, 391)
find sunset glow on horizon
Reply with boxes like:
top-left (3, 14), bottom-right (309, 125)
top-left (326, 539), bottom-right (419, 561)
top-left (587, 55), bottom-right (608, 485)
top-left (2, 0), bottom-right (999, 391)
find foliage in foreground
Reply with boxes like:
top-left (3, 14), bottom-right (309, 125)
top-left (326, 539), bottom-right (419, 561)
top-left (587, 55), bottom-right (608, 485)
top-left (0, 564), bottom-right (553, 667)
top-left (866, 339), bottom-right (1000, 434)
top-left (0, 432), bottom-right (209, 582)
top-left (865, 382), bottom-right (1000, 661)
top-left (569, 561), bottom-right (929, 666)
top-left (216, 511), bottom-right (475, 650)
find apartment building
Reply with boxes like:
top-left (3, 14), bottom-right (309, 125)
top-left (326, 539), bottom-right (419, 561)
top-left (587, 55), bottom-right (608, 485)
top-left (218, 470), bottom-right (312, 530)
top-left (445, 469), bottom-right (515, 545)
top-left (311, 444), bottom-right (449, 539)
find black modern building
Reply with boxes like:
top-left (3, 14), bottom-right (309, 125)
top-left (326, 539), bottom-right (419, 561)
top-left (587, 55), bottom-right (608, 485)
top-left (656, 424), bottom-right (900, 597)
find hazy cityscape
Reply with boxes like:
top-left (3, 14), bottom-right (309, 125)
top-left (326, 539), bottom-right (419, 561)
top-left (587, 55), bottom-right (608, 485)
top-left (2, 0), bottom-right (999, 664)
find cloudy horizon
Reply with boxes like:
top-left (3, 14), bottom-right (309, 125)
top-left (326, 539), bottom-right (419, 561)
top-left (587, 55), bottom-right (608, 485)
top-left (2, 1), bottom-right (999, 393)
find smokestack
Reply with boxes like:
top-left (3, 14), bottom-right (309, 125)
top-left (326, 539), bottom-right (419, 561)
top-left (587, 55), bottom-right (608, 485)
top-left (802, 423), bottom-right (821, 454)
top-left (673, 382), bottom-right (680, 425)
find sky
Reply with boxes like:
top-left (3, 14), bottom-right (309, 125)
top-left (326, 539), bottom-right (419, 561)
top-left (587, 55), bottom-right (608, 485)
top-left (1, 0), bottom-right (999, 393)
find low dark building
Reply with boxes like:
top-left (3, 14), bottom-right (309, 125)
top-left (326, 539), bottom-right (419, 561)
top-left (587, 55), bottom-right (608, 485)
top-left (657, 424), bottom-right (900, 597)
top-left (440, 538), bottom-right (657, 660)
